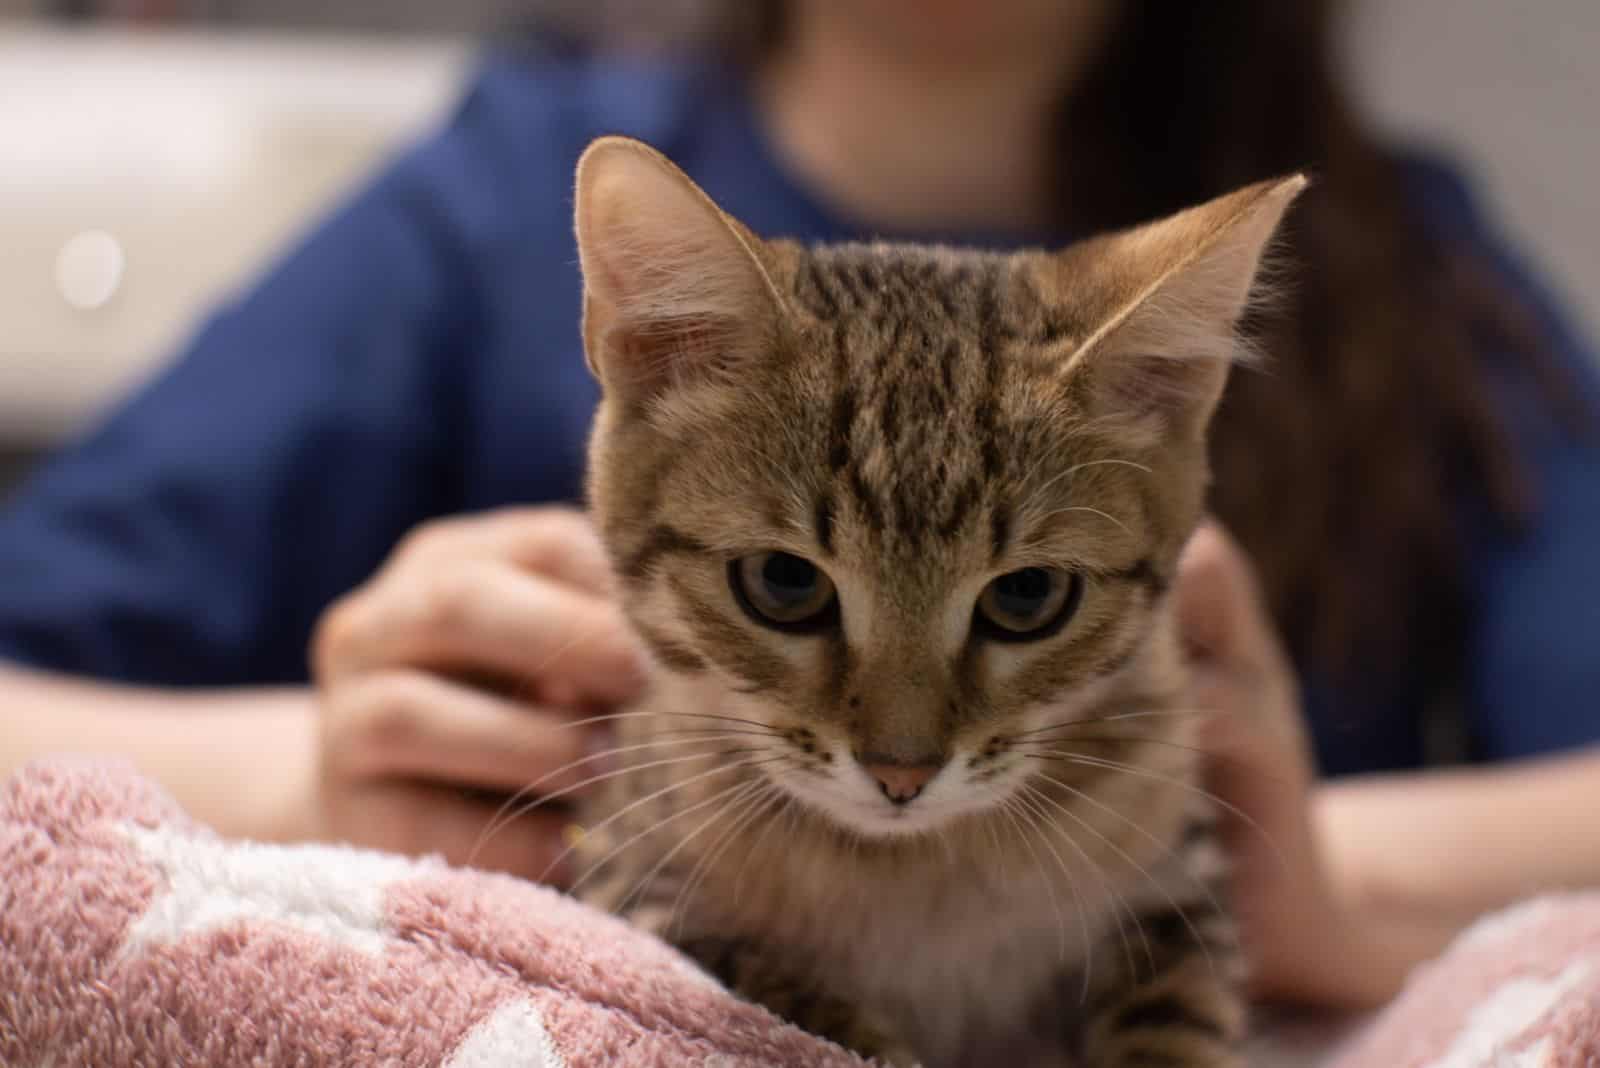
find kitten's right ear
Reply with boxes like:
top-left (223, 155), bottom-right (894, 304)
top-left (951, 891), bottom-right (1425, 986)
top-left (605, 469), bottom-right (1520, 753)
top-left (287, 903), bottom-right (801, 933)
top-left (1053, 174), bottom-right (1307, 442)
top-left (574, 136), bottom-right (783, 401)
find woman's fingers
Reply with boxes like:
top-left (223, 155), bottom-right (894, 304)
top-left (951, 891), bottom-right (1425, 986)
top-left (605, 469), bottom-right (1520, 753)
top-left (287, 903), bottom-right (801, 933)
top-left (308, 507), bottom-right (649, 886)
top-left (332, 779), bottom-right (576, 884)
top-left (392, 507), bottom-right (619, 597)
top-left (318, 560), bottom-right (646, 703)
top-left (1175, 520), bottom-right (1268, 667)
top-left (323, 670), bottom-right (611, 794)
top-left (1177, 522), bottom-right (1306, 742)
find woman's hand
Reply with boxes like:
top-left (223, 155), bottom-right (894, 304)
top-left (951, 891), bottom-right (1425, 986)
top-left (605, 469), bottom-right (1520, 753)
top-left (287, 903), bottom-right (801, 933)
top-left (309, 507), bottom-right (646, 883)
top-left (1176, 521), bottom-right (1404, 1009)
top-left (1179, 521), bottom-right (1600, 1011)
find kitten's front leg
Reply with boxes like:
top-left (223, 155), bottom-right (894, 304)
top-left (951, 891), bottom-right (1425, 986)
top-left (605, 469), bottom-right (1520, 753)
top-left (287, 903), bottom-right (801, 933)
top-left (673, 933), bottom-right (919, 1067)
top-left (1070, 899), bottom-right (1248, 1067)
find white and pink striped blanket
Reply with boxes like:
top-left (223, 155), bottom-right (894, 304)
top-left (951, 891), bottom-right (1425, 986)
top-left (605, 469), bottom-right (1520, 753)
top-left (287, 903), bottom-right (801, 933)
top-left (2, 758), bottom-right (1596, 1067)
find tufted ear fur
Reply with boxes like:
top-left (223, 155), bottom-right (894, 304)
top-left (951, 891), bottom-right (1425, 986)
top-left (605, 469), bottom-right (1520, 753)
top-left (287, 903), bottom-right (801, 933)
top-left (1053, 174), bottom-right (1308, 440)
top-left (574, 136), bottom-right (785, 403)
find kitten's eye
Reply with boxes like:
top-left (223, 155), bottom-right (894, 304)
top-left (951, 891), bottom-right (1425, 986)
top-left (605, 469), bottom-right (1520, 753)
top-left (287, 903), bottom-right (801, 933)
top-left (729, 552), bottom-right (839, 631)
top-left (975, 567), bottom-right (1082, 641)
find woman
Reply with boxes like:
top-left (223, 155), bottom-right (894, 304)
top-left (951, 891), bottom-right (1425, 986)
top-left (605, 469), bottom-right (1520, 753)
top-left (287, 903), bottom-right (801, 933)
top-left (1, 0), bottom-right (1596, 1011)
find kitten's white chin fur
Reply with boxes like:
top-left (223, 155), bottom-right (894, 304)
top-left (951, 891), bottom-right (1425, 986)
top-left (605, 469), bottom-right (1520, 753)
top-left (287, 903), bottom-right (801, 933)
top-left (767, 745), bottom-right (1016, 840)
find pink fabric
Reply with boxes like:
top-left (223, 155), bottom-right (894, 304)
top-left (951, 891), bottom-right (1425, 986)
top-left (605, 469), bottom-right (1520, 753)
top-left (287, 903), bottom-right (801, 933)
top-left (0, 758), bottom-right (864, 1067)
top-left (3, 758), bottom-right (1597, 1067)
top-left (1329, 894), bottom-right (1600, 1068)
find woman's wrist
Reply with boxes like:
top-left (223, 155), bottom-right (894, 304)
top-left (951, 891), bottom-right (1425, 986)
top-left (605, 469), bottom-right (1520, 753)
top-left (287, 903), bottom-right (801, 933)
top-left (0, 665), bottom-right (320, 843)
top-left (156, 689), bottom-right (322, 843)
top-left (1249, 851), bottom-right (1459, 1010)
top-left (1299, 779), bottom-right (1478, 1009)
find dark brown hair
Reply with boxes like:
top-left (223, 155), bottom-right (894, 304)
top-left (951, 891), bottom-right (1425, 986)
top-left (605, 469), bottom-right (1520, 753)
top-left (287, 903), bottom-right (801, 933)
top-left (1047, 1), bottom-right (1569, 688)
top-left (546, 1), bottom-right (1574, 693)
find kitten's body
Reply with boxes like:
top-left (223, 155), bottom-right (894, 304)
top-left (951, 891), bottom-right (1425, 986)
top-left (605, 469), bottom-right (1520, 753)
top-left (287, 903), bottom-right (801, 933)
top-left (582, 653), bottom-right (1229, 1067)
top-left (569, 138), bottom-right (1301, 1066)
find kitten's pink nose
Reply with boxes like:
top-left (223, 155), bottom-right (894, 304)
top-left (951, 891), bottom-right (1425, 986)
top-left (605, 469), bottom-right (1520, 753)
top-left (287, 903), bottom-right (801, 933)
top-left (863, 762), bottom-right (939, 805)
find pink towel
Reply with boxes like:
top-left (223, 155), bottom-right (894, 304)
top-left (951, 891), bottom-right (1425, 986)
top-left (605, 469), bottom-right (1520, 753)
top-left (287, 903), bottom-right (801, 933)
top-left (1329, 895), bottom-right (1600, 1068)
top-left (2, 757), bottom-right (1597, 1066)
top-left (0, 758), bottom-right (865, 1067)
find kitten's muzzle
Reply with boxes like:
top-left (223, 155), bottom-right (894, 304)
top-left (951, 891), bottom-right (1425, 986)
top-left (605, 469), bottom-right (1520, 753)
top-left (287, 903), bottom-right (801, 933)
top-left (860, 760), bottom-right (940, 805)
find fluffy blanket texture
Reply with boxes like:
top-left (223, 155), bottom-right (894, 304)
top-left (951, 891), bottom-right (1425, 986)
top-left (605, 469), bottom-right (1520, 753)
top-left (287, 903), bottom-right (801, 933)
top-left (1, 758), bottom-right (1595, 1067)
top-left (1327, 895), bottom-right (1600, 1068)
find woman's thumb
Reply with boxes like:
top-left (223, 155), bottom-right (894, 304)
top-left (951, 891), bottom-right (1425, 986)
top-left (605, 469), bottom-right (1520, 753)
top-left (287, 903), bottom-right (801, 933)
top-left (1176, 521), bottom-right (1258, 665)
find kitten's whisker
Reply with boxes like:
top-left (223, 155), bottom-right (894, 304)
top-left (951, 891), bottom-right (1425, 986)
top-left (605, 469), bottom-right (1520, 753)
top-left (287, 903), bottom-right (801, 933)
top-left (1028, 505), bottom-right (1131, 536)
top-left (846, 821), bottom-right (863, 876)
top-left (1021, 779), bottom-right (1213, 981)
top-left (1009, 708), bottom-right (1199, 739)
top-left (1006, 790), bottom-right (1094, 977)
top-left (977, 805), bottom-right (1007, 865)
top-left (525, 614), bottom-right (623, 690)
top-left (1027, 767), bottom-right (1231, 941)
top-left (554, 753), bottom-right (790, 889)
top-left (496, 610), bottom-right (630, 711)
top-left (995, 796), bottom-right (1076, 973)
top-left (669, 781), bottom-right (785, 940)
top-left (1016, 457), bottom-right (1152, 523)
top-left (1036, 770), bottom-right (1235, 940)
top-left (553, 709), bottom-right (782, 734)
top-left (472, 732), bottom-right (770, 865)
top-left (1069, 458), bottom-right (1153, 476)
top-left (478, 747), bottom-right (763, 866)
top-left (608, 777), bottom-right (770, 914)
top-left (783, 791), bottom-right (802, 841)
top-left (732, 789), bottom-right (793, 908)
top-left (1020, 750), bottom-right (1288, 872)
top-left (651, 725), bottom-right (798, 742)
top-left (588, 770), bottom-right (768, 914)
top-left (472, 743), bottom-right (764, 863)
top-left (1014, 784), bottom-right (1143, 984)
top-left (672, 777), bottom-right (771, 920)
top-left (1013, 734), bottom-right (1291, 786)
top-left (733, 788), bottom-right (794, 906)
top-left (713, 783), bottom-right (787, 908)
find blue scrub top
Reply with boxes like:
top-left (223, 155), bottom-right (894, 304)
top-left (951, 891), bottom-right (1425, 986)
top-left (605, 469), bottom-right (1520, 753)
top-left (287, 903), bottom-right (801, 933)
top-left (1, 50), bottom-right (1596, 776)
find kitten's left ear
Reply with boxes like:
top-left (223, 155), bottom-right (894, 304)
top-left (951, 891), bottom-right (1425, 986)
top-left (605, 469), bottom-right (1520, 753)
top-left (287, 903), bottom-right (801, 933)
top-left (574, 136), bottom-right (785, 401)
top-left (1056, 174), bottom-right (1308, 440)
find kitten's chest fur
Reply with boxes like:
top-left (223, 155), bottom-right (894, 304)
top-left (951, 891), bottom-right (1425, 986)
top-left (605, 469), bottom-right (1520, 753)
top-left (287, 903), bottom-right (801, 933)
top-left (734, 831), bottom-right (1147, 1065)
top-left (578, 680), bottom-right (1210, 1068)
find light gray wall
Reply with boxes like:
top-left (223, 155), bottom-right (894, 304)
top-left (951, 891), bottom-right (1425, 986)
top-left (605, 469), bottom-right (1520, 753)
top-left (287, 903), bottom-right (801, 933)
top-left (7, 2), bottom-right (1591, 349)
top-left (1346, 0), bottom-right (1600, 351)
top-left (1, 3), bottom-right (1593, 438)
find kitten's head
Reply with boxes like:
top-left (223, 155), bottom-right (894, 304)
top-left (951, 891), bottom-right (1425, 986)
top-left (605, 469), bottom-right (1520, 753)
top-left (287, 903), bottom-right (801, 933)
top-left (575, 137), bottom-right (1301, 838)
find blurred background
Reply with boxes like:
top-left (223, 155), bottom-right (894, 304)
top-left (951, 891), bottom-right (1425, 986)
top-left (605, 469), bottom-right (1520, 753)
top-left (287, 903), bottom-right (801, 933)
top-left (0, 0), bottom-right (1596, 498)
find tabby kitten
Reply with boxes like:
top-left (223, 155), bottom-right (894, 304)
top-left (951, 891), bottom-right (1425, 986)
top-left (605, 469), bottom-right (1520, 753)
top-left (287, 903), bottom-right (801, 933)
top-left (569, 135), bottom-right (1302, 1068)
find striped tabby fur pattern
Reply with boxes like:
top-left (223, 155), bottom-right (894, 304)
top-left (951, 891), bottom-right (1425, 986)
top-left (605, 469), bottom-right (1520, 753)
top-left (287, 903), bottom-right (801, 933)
top-left (569, 136), bottom-right (1303, 1068)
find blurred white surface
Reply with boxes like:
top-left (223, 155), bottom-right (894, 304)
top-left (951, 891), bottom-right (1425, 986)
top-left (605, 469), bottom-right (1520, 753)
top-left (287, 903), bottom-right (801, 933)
top-left (1347, 0), bottom-right (1600, 352)
top-left (0, 8), bottom-right (1596, 444)
top-left (0, 22), bottom-right (468, 440)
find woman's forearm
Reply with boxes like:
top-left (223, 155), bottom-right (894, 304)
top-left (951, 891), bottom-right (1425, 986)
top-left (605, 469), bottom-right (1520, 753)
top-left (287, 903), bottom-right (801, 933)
top-left (1317, 746), bottom-right (1600, 923)
top-left (1259, 748), bottom-right (1600, 1011)
top-left (0, 663), bottom-right (318, 843)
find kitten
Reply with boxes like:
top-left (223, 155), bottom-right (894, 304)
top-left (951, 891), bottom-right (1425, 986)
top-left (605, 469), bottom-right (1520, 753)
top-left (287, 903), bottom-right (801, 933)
top-left (569, 135), bottom-right (1303, 1068)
